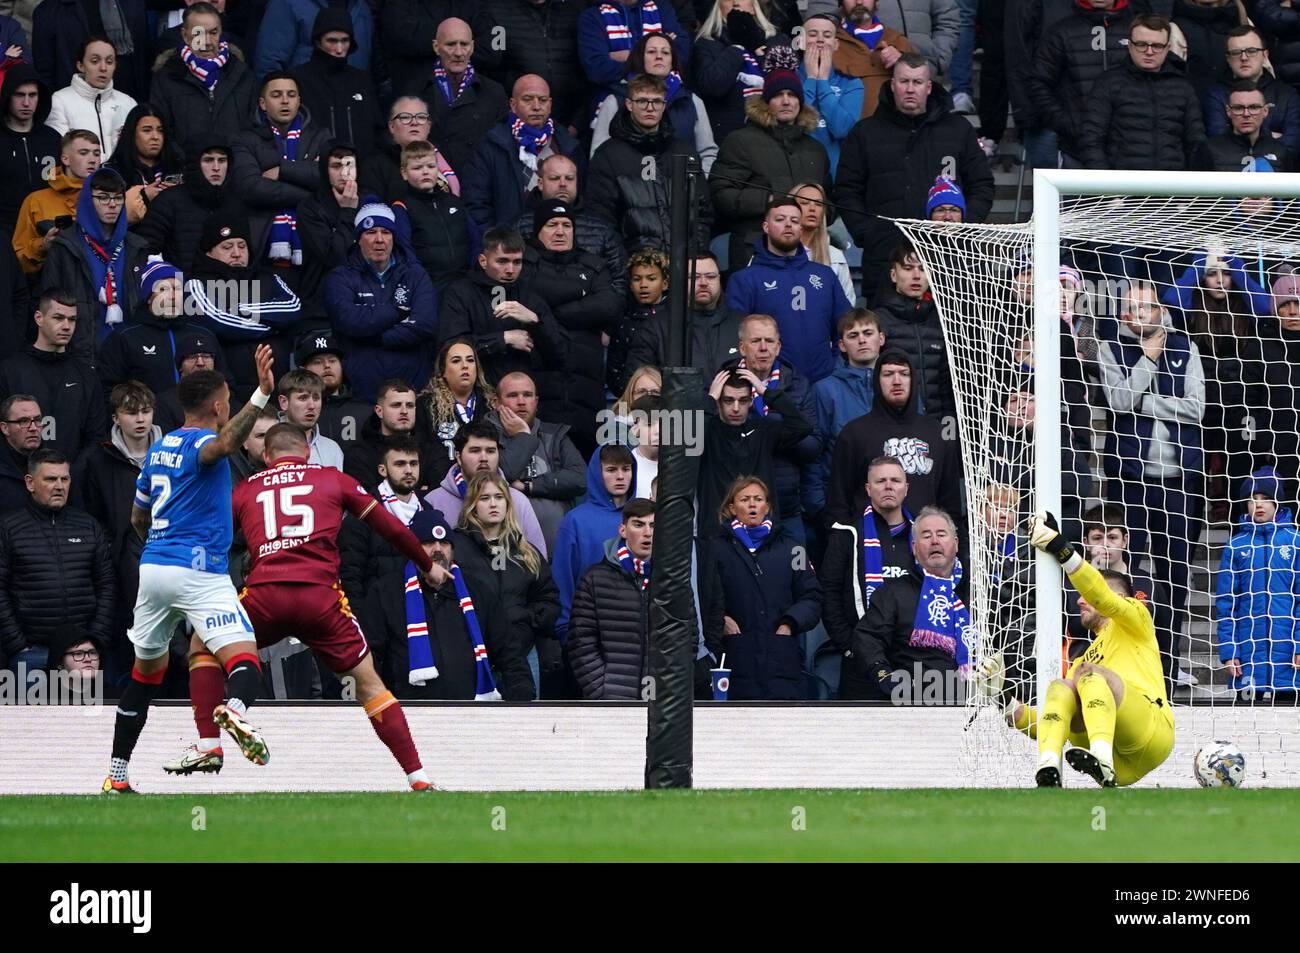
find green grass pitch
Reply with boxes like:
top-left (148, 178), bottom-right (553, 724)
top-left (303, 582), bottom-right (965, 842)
top-left (3, 789), bottom-right (1299, 861)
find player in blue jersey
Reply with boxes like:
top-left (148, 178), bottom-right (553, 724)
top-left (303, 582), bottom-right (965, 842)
top-left (103, 345), bottom-right (277, 794)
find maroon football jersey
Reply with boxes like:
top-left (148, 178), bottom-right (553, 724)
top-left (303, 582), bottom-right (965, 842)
top-left (234, 458), bottom-right (381, 587)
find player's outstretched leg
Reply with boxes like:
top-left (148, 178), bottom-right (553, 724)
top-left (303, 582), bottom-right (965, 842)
top-left (164, 638), bottom-right (226, 775)
top-left (1035, 679), bottom-right (1079, 787)
top-left (347, 657), bottom-right (436, 791)
top-left (212, 644), bottom-right (269, 765)
top-left (103, 655), bottom-right (169, 793)
top-left (1066, 666), bottom-right (1121, 787)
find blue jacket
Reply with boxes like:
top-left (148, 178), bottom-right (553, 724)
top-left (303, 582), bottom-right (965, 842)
top-left (576, 0), bottom-right (691, 88)
top-left (552, 448), bottom-right (636, 642)
top-left (461, 121), bottom-right (582, 230)
top-left (255, 0), bottom-right (373, 76)
top-left (1204, 74), bottom-right (1300, 150)
top-left (1162, 252), bottom-right (1272, 319)
top-left (1215, 509), bottom-right (1300, 692)
top-left (724, 242), bottom-right (851, 383)
top-left (799, 65), bottom-right (863, 177)
top-left (322, 244), bottom-right (438, 402)
top-left (808, 361), bottom-right (875, 515)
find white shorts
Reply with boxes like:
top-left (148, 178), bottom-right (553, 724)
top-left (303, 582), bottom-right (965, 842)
top-left (128, 564), bottom-right (255, 660)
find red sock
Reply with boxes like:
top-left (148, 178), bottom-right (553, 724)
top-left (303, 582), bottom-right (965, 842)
top-left (188, 652), bottom-right (224, 742)
top-left (363, 691), bottom-right (422, 775)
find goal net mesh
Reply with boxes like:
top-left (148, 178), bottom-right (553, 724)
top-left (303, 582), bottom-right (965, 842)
top-left (896, 192), bottom-right (1300, 787)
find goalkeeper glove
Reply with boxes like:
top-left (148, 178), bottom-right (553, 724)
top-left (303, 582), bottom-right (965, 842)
top-left (973, 652), bottom-right (1005, 698)
top-left (1028, 511), bottom-right (1078, 566)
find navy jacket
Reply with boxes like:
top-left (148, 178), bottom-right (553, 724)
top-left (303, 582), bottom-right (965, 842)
top-left (461, 121), bottom-right (582, 229)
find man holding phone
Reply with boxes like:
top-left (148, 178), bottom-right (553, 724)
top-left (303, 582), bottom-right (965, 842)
top-left (12, 129), bottom-right (101, 276)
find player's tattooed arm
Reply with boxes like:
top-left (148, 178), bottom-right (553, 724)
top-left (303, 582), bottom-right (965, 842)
top-left (131, 503), bottom-right (152, 541)
top-left (199, 345), bottom-right (276, 465)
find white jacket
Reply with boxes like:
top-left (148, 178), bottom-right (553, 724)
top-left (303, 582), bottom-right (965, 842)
top-left (46, 75), bottom-right (137, 156)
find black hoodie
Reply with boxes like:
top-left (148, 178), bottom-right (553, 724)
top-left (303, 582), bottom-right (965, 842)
top-left (0, 344), bottom-right (107, 460)
top-left (826, 348), bottom-right (963, 523)
top-left (135, 135), bottom-right (247, 271)
top-left (0, 65), bottom-right (60, 237)
top-left (291, 8), bottom-right (383, 159)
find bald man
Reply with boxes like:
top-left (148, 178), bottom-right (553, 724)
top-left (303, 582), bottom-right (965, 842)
top-left (462, 73), bottom-right (584, 229)
top-left (417, 17), bottom-right (508, 177)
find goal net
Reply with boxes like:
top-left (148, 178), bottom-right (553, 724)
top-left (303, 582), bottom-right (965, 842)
top-left (895, 170), bottom-right (1300, 787)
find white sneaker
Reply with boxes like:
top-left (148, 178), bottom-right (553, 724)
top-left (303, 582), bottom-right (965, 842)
top-left (952, 91), bottom-right (976, 114)
top-left (1175, 668), bottom-right (1199, 687)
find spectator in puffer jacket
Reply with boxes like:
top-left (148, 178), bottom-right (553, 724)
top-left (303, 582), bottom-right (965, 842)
top-left (0, 287), bottom-right (107, 461)
top-left (32, 0), bottom-right (151, 100)
top-left (1025, 0), bottom-right (1134, 167)
top-left (1172, 0), bottom-right (1246, 105)
top-left (873, 240), bottom-right (955, 416)
top-left (608, 247), bottom-right (669, 396)
top-left (700, 474), bottom-right (821, 699)
top-left (414, 17), bottom-right (508, 180)
top-left (287, 8), bottom-right (380, 161)
top-left (1215, 467), bottom-right (1300, 698)
top-left (724, 197), bottom-right (851, 383)
top-left (1080, 15), bottom-right (1208, 170)
top-left (1203, 24), bottom-right (1300, 148)
top-left (0, 65), bottom-right (60, 241)
top-left (1203, 81), bottom-right (1294, 171)
top-left (46, 37), bottom-right (137, 157)
top-left (1251, 0), bottom-right (1300, 92)
top-left (569, 497), bottom-right (655, 699)
top-left (256, 0), bottom-right (373, 76)
top-left (135, 136), bottom-right (245, 273)
top-left (587, 75), bottom-right (713, 257)
top-left (391, 140), bottom-right (479, 292)
top-left (0, 394), bottom-right (42, 512)
top-left (323, 202), bottom-right (439, 402)
top-left (513, 154), bottom-right (628, 300)
top-left (0, 448), bottom-right (115, 677)
top-left (483, 0), bottom-right (586, 127)
top-left (710, 50), bottom-right (830, 271)
top-left (185, 213), bottom-right (303, 401)
top-left (150, 3), bottom-right (258, 164)
top-left (808, 307), bottom-right (884, 524)
top-left (691, 0), bottom-right (789, 144)
top-left (819, 5), bottom-right (900, 122)
top-left (835, 52), bottom-right (992, 301)
top-left (13, 129), bottom-right (101, 277)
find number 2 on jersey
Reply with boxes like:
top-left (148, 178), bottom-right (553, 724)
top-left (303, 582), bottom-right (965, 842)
top-left (150, 474), bottom-right (172, 529)
top-left (256, 486), bottom-right (316, 540)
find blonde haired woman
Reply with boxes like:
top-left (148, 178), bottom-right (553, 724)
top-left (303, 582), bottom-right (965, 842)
top-left (793, 181), bottom-right (854, 302)
top-left (455, 472), bottom-right (561, 699)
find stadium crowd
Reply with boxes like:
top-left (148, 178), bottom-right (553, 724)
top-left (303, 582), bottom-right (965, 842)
top-left (0, 0), bottom-right (1296, 705)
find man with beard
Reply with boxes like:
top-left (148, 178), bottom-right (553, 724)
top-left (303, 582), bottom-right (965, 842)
top-left (136, 137), bottom-right (245, 273)
top-left (295, 332), bottom-right (372, 449)
top-left (624, 250), bottom-right (743, 379)
top-left (184, 214), bottom-right (303, 402)
top-left (343, 379), bottom-right (439, 493)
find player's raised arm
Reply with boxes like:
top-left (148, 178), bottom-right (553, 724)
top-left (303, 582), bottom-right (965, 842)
top-left (199, 344), bottom-right (277, 466)
top-left (1029, 511), bottom-right (1147, 633)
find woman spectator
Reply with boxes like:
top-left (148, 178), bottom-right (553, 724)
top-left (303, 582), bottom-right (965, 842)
top-left (420, 337), bottom-right (503, 482)
top-left (702, 475), bottom-right (822, 699)
top-left (106, 104), bottom-right (184, 226)
top-left (614, 364), bottom-right (663, 421)
top-left (793, 181), bottom-right (853, 302)
top-left (454, 471), bottom-right (562, 700)
top-left (590, 33), bottom-right (718, 173)
top-left (691, 0), bottom-right (785, 143)
top-left (46, 37), bottom-right (137, 156)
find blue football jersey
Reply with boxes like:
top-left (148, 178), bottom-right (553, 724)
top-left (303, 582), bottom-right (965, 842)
top-left (135, 428), bottom-right (232, 574)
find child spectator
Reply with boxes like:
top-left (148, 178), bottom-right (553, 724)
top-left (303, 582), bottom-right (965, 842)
top-left (608, 247), bottom-right (669, 396)
top-left (1215, 467), bottom-right (1300, 699)
top-left (392, 140), bottom-right (477, 292)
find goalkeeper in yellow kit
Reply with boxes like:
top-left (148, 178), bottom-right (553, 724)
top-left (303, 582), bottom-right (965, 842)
top-left (1006, 512), bottom-right (1175, 788)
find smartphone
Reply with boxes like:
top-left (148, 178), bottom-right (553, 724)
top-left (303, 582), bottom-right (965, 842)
top-left (163, 174), bottom-right (183, 186)
top-left (339, 156), bottom-right (356, 182)
top-left (54, 215), bottom-right (74, 230)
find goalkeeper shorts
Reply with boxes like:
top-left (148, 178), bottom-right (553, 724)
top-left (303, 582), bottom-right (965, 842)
top-left (1068, 683), bottom-right (1175, 787)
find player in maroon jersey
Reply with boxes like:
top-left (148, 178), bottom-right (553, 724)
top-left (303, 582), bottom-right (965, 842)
top-left (164, 424), bottom-right (448, 790)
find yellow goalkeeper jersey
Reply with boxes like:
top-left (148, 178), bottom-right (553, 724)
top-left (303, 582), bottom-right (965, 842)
top-left (1066, 560), bottom-right (1170, 710)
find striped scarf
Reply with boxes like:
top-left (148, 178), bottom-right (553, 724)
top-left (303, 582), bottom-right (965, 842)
top-left (842, 16), bottom-right (884, 50)
top-left (405, 562), bottom-right (501, 699)
top-left (911, 558), bottom-right (973, 667)
top-left (739, 49), bottom-right (764, 99)
top-left (379, 478), bottom-right (421, 526)
top-left (600, 0), bottom-right (662, 53)
top-left (509, 112), bottom-right (554, 156)
top-left (739, 359), bottom-right (780, 416)
top-left (455, 393), bottom-right (476, 425)
top-left (617, 540), bottom-right (651, 590)
top-left (450, 464), bottom-right (468, 499)
top-left (862, 506), bottom-right (911, 606)
top-left (181, 40), bottom-right (229, 91)
top-left (267, 112), bottom-right (303, 265)
top-left (434, 58), bottom-right (474, 103)
top-left (82, 233), bottom-right (125, 329)
top-left (730, 517), bottom-right (772, 553)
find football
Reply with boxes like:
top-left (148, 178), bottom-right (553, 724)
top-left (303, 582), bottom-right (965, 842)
top-left (1194, 742), bottom-right (1247, 788)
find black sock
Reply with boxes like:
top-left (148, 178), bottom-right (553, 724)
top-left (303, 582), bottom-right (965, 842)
top-left (223, 657), bottom-right (263, 714)
top-left (111, 675), bottom-right (163, 761)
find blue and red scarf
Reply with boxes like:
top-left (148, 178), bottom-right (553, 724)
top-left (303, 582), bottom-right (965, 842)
top-left (181, 40), bottom-right (229, 91)
top-left (455, 393), bottom-right (477, 425)
top-left (861, 505), bottom-right (911, 605)
top-left (509, 111), bottom-right (555, 159)
top-left (405, 562), bottom-right (501, 699)
top-left (842, 16), bottom-right (884, 50)
top-left (450, 464), bottom-right (468, 499)
top-left (267, 112), bottom-right (303, 265)
top-left (617, 540), bottom-right (651, 590)
top-left (434, 59), bottom-right (474, 103)
top-left (909, 558), bottom-right (972, 667)
top-left (664, 69), bottom-right (684, 103)
top-left (739, 50), bottom-right (764, 99)
top-left (731, 517), bottom-right (773, 553)
top-left (738, 359), bottom-right (780, 416)
top-left (600, 0), bottom-right (662, 52)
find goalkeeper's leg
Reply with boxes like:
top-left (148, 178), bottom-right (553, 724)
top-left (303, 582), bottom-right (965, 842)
top-left (1065, 663), bottom-right (1124, 787)
top-left (1034, 679), bottom-right (1080, 787)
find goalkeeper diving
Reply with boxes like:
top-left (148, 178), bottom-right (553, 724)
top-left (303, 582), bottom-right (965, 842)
top-left (999, 511), bottom-right (1174, 787)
